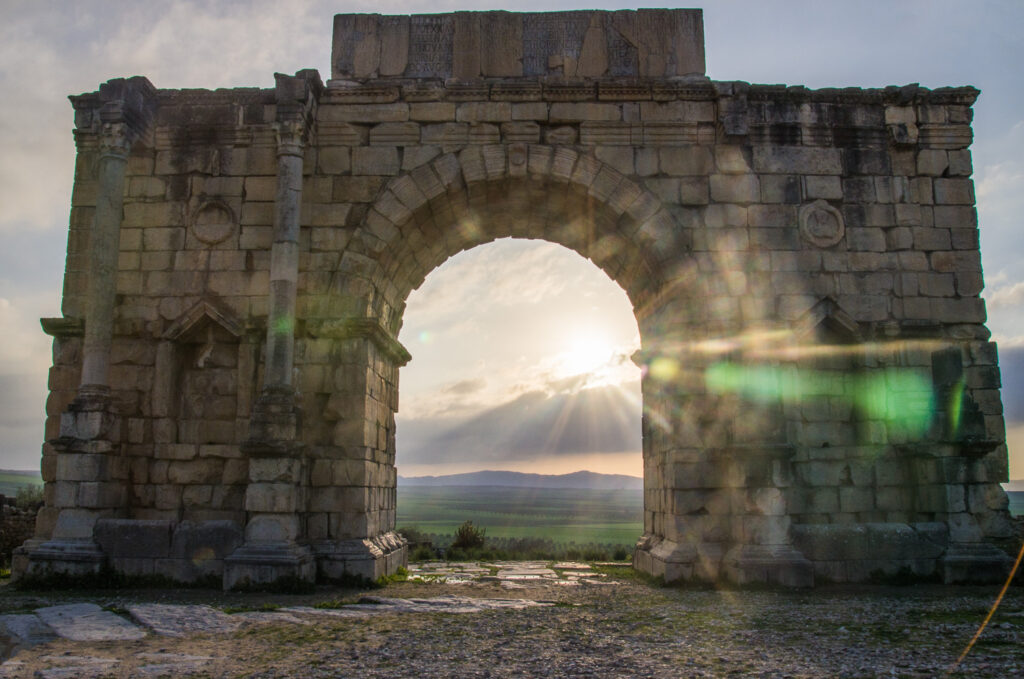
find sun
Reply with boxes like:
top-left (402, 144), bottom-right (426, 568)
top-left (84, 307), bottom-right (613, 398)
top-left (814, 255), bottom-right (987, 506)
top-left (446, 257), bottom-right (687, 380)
top-left (559, 331), bottom-right (617, 378)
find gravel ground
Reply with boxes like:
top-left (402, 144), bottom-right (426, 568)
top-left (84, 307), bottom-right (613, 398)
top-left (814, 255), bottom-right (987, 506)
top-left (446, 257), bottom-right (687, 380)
top-left (1, 566), bottom-right (1022, 678)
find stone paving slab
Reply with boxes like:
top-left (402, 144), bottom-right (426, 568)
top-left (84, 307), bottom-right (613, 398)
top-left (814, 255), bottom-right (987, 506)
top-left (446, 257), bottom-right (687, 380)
top-left (0, 614), bottom-right (55, 648)
top-left (407, 560), bottom-right (622, 587)
top-left (128, 603), bottom-right (240, 637)
top-left (34, 604), bottom-right (146, 642)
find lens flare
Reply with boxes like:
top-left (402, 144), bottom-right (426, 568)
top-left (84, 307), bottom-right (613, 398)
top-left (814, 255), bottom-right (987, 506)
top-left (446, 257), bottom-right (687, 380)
top-left (649, 357), bottom-right (680, 382)
top-left (705, 360), bottom-right (936, 439)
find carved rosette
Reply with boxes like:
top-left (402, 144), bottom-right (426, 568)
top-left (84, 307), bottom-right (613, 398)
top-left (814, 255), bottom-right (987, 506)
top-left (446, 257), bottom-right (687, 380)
top-left (799, 200), bottom-right (845, 248)
top-left (97, 122), bottom-right (131, 160)
top-left (274, 118), bottom-right (307, 158)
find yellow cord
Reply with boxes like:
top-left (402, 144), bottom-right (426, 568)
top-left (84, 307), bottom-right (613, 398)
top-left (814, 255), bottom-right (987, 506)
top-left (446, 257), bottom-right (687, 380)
top-left (947, 539), bottom-right (1024, 675)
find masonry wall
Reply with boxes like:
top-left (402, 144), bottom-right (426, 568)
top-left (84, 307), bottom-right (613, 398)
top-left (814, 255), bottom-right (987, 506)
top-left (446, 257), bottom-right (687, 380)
top-left (33, 67), bottom-right (1012, 584)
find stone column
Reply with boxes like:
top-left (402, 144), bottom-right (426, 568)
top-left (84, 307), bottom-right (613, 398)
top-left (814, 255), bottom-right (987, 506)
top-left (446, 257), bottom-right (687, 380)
top-left (27, 122), bottom-right (132, 576)
top-left (225, 71), bottom-right (322, 590)
top-left (79, 122), bottom-right (130, 393)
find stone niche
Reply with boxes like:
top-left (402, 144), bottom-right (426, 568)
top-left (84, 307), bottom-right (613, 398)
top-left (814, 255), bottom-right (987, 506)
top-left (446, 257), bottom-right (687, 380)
top-left (15, 8), bottom-right (1016, 589)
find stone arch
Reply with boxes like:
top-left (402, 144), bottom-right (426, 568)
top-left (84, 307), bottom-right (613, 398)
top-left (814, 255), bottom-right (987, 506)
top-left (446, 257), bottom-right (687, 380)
top-left (25, 10), bottom-right (1013, 590)
top-left (305, 146), bottom-right (695, 581)
top-left (336, 145), bottom-right (682, 336)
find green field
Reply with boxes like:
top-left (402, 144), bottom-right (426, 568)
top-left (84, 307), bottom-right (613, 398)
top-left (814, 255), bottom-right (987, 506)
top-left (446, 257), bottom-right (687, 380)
top-left (0, 470), bottom-right (43, 498)
top-left (396, 485), bottom-right (643, 547)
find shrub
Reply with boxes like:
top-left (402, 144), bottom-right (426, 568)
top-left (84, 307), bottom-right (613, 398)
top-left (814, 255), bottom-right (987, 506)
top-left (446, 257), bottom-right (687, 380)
top-left (451, 520), bottom-right (486, 550)
top-left (15, 485), bottom-right (43, 510)
top-left (410, 544), bottom-right (436, 562)
top-left (397, 526), bottom-right (430, 545)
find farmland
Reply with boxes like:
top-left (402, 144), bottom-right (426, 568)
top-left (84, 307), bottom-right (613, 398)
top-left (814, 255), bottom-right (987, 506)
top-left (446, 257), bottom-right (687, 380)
top-left (0, 470), bottom-right (42, 498)
top-left (396, 485), bottom-right (643, 547)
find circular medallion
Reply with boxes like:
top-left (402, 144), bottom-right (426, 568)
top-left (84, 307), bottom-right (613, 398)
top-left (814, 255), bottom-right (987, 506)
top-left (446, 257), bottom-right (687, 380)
top-left (191, 201), bottom-right (236, 245)
top-left (799, 200), bottom-right (845, 248)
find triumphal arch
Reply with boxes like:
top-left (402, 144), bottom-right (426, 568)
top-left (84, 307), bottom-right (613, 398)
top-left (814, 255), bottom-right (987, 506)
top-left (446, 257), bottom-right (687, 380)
top-left (15, 10), bottom-right (1015, 588)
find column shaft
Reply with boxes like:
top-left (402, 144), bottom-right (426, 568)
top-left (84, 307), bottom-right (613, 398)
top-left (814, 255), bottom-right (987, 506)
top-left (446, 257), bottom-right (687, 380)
top-left (79, 124), bottom-right (129, 391)
top-left (264, 123), bottom-right (304, 389)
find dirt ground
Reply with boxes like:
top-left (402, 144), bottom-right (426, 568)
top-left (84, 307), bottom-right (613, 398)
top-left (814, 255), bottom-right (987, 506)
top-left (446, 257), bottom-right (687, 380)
top-left (1, 567), bottom-right (1022, 678)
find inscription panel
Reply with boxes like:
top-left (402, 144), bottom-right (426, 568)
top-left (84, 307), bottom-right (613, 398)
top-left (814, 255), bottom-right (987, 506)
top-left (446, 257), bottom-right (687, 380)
top-left (605, 27), bottom-right (638, 76)
top-left (406, 15), bottom-right (453, 78)
top-left (521, 12), bottom-right (590, 76)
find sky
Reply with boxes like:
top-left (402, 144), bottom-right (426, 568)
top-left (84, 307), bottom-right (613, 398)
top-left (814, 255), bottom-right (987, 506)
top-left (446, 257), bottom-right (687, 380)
top-left (0, 0), bottom-right (1022, 480)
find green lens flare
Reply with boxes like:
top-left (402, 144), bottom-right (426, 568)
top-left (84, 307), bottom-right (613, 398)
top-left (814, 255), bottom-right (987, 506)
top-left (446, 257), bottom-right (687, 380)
top-left (705, 361), bottom-right (936, 440)
top-left (948, 378), bottom-right (966, 438)
top-left (272, 316), bottom-right (294, 333)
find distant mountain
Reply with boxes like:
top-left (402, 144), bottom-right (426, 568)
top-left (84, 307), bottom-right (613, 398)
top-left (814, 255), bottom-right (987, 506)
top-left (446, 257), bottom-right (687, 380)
top-left (398, 469), bottom-right (643, 490)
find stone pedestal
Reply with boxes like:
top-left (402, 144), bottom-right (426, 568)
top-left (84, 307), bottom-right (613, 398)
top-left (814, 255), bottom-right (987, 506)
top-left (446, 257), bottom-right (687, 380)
top-left (940, 543), bottom-right (1014, 584)
top-left (224, 387), bottom-right (315, 589)
top-left (313, 532), bottom-right (408, 583)
top-left (634, 536), bottom-right (696, 582)
top-left (223, 543), bottom-right (316, 591)
top-left (26, 388), bottom-right (126, 578)
top-left (723, 545), bottom-right (814, 587)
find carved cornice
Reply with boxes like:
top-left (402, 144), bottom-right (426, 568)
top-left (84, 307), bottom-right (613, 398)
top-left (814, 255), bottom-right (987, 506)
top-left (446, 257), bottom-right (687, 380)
top-left (315, 77), bottom-right (978, 108)
top-left (306, 318), bottom-right (411, 366)
top-left (40, 317), bottom-right (84, 338)
top-left (70, 76), bottom-right (158, 151)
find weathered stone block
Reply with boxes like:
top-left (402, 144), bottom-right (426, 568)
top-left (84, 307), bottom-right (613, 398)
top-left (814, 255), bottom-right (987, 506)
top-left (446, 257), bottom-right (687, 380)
top-left (752, 147), bottom-right (841, 175)
top-left (803, 175), bottom-right (842, 200)
top-left (352, 147), bottom-right (400, 175)
top-left (933, 178), bottom-right (975, 205)
top-left (660, 147), bottom-right (713, 176)
top-left (95, 519), bottom-right (173, 559)
top-left (709, 174), bottom-right (759, 203)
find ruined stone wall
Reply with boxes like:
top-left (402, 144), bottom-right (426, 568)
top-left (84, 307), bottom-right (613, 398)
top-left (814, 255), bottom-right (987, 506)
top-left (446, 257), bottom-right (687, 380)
top-left (22, 9), bottom-right (1013, 588)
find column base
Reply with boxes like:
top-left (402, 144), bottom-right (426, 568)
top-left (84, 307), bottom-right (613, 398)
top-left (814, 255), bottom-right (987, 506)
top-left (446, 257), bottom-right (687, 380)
top-left (11, 539), bottom-right (48, 582)
top-left (23, 538), bottom-right (106, 579)
top-left (633, 535), bottom-right (696, 583)
top-left (313, 532), bottom-right (407, 583)
top-left (723, 544), bottom-right (814, 587)
top-left (940, 543), bottom-right (1014, 584)
top-left (223, 542), bottom-right (315, 591)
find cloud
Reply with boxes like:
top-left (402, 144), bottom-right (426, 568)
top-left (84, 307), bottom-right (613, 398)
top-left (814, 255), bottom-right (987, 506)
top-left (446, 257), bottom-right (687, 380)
top-left (396, 381), bottom-right (642, 468)
top-left (443, 378), bottom-right (487, 395)
top-left (987, 280), bottom-right (1024, 310)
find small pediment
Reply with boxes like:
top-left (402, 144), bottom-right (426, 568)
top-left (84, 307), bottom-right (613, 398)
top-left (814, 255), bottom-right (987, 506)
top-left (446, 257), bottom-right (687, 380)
top-left (162, 298), bottom-right (242, 343)
top-left (797, 297), bottom-right (861, 344)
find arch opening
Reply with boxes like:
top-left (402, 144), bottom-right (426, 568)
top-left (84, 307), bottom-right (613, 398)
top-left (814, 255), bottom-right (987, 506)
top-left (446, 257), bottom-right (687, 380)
top-left (392, 238), bottom-right (645, 557)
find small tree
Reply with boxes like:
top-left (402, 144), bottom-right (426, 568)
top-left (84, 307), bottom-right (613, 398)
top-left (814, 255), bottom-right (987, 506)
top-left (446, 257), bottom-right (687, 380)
top-left (15, 485), bottom-right (43, 510)
top-left (451, 520), bottom-right (486, 550)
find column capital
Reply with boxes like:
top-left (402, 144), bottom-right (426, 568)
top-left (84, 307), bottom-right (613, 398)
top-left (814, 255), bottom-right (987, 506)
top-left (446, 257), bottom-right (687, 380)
top-left (273, 117), bottom-right (307, 158)
top-left (98, 121), bottom-right (131, 161)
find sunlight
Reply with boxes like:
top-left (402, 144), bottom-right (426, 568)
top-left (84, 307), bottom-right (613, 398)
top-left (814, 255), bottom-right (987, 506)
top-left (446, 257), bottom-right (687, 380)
top-left (559, 330), bottom-right (616, 378)
top-left (396, 239), bottom-right (643, 476)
